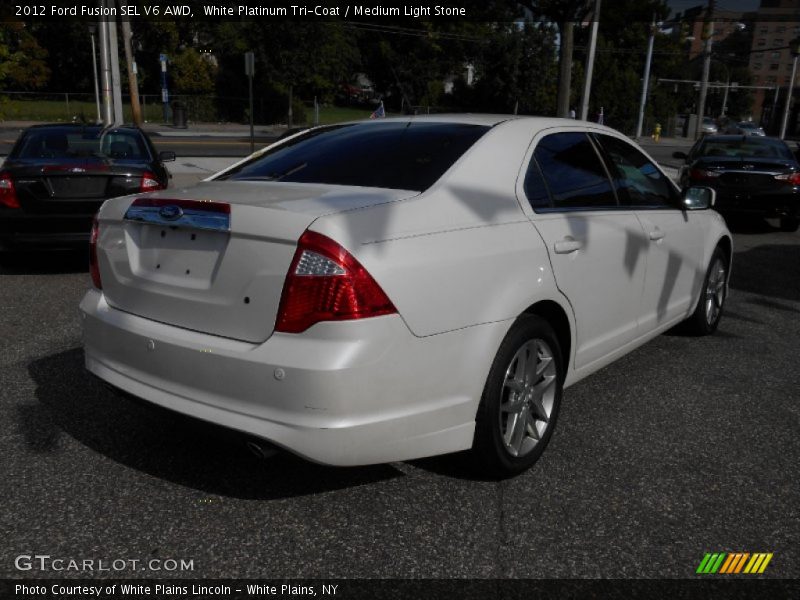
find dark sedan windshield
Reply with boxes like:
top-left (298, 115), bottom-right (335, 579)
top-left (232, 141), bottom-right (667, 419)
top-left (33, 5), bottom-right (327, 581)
top-left (697, 138), bottom-right (793, 160)
top-left (217, 121), bottom-right (490, 191)
top-left (12, 127), bottom-right (151, 161)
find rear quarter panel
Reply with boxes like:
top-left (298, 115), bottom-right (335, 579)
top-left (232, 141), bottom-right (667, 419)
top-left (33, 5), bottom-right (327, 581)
top-left (311, 121), bottom-right (570, 338)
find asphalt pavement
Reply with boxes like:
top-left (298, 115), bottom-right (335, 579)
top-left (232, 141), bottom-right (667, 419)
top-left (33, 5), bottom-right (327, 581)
top-left (1, 211), bottom-right (798, 582)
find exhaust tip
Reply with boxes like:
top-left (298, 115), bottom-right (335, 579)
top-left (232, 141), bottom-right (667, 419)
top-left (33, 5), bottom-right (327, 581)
top-left (245, 439), bottom-right (278, 460)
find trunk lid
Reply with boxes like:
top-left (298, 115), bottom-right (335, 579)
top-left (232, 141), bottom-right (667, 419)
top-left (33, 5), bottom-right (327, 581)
top-left (693, 157), bottom-right (796, 192)
top-left (7, 158), bottom-right (147, 214)
top-left (97, 180), bottom-right (416, 343)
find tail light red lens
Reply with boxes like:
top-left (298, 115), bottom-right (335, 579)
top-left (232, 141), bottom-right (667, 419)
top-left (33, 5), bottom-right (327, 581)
top-left (689, 168), bottom-right (721, 181)
top-left (774, 172), bottom-right (800, 185)
top-left (275, 230), bottom-right (397, 334)
top-left (89, 216), bottom-right (102, 289)
top-left (140, 171), bottom-right (164, 192)
top-left (0, 172), bottom-right (20, 209)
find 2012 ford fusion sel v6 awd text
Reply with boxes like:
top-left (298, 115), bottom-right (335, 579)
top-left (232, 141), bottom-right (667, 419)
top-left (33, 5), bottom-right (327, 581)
top-left (80, 116), bottom-right (731, 476)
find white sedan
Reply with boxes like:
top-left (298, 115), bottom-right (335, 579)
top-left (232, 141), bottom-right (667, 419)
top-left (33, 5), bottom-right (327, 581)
top-left (80, 116), bottom-right (731, 476)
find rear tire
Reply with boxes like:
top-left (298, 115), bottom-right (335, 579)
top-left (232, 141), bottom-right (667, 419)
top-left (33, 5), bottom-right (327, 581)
top-left (472, 315), bottom-right (564, 478)
top-left (683, 247), bottom-right (727, 336)
top-left (779, 216), bottom-right (799, 233)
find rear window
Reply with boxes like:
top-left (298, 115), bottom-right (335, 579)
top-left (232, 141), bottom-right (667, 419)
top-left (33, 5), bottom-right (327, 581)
top-left (12, 127), bottom-right (150, 161)
top-left (217, 121), bottom-right (490, 191)
top-left (698, 139), bottom-right (792, 160)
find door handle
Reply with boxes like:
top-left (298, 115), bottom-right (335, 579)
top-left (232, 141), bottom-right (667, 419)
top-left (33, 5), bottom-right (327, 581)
top-left (648, 229), bottom-right (665, 241)
top-left (554, 238), bottom-right (583, 254)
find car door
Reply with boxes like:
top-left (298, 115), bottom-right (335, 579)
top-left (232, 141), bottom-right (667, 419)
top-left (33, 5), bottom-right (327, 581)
top-left (522, 130), bottom-right (648, 370)
top-left (593, 133), bottom-right (705, 332)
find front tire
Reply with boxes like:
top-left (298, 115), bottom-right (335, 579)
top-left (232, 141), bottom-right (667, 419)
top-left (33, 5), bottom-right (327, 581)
top-left (472, 315), bottom-right (564, 477)
top-left (684, 247), bottom-right (728, 335)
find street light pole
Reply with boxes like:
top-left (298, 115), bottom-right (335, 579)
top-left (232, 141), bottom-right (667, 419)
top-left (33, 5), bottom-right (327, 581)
top-left (694, 0), bottom-right (715, 140)
top-left (579, 0), bottom-right (602, 121)
top-left (779, 38), bottom-right (800, 139)
top-left (635, 17), bottom-right (656, 138)
top-left (88, 25), bottom-right (102, 124)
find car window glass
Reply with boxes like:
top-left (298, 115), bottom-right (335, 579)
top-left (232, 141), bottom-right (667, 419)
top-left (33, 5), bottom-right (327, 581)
top-left (13, 128), bottom-right (150, 160)
top-left (218, 122), bottom-right (490, 191)
top-left (532, 132), bottom-right (617, 209)
top-left (522, 156), bottom-right (552, 210)
top-left (698, 139), bottom-right (792, 160)
top-left (595, 134), bottom-right (676, 208)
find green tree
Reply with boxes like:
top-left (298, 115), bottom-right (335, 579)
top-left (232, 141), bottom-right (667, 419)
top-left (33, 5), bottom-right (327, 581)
top-left (170, 47), bottom-right (217, 94)
top-left (0, 20), bottom-right (50, 91)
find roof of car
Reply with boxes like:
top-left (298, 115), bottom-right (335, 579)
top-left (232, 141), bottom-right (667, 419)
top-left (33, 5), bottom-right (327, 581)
top-left (337, 113), bottom-right (625, 133)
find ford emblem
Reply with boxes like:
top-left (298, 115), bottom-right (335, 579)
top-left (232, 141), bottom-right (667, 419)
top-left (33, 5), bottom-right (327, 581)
top-left (159, 205), bottom-right (183, 221)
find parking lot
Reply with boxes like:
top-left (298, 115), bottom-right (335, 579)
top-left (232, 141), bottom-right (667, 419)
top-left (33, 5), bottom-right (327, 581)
top-left (1, 182), bottom-right (799, 580)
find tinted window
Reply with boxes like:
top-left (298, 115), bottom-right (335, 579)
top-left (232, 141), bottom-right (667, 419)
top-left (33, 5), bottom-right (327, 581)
top-left (596, 134), bottom-right (677, 208)
top-left (697, 138), bottom-right (793, 160)
top-left (218, 122), bottom-right (490, 191)
top-left (533, 132), bottom-right (616, 209)
top-left (13, 127), bottom-right (150, 161)
top-left (523, 156), bottom-right (552, 209)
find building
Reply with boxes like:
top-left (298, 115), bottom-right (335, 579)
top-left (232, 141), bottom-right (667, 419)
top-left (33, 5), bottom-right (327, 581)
top-left (748, 0), bottom-right (800, 130)
top-left (673, 5), bottom-right (745, 60)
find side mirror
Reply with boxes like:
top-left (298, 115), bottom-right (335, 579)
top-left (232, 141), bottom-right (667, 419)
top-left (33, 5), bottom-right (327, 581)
top-left (158, 151), bottom-right (176, 162)
top-left (682, 186), bottom-right (715, 210)
top-left (672, 151), bottom-right (688, 160)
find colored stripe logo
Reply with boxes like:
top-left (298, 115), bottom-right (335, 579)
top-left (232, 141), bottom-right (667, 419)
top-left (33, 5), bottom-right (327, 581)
top-left (696, 552), bottom-right (773, 574)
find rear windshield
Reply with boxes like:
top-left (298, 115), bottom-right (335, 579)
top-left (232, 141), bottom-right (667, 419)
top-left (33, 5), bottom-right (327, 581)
top-left (217, 121), bottom-right (490, 191)
top-left (698, 139), bottom-right (792, 160)
top-left (12, 128), bottom-right (151, 161)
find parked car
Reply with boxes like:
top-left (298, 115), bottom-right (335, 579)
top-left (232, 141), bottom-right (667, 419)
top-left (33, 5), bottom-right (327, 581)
top-left (81, 116), bottom-right (731, 476)
top-left (701, 117), bottom-right (719, 135)
top-left (724, 121), bottom-right (766, 136)
top-left (0, 124), bottom-right (174, 250)
top-left (674, 134), bottom-right (800, 231)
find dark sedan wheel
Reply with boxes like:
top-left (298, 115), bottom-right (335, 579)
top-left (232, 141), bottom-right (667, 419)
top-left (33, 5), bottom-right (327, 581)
top-left (779, 216), bottom-right (799, 233)
top-left (473, 315), bottom-right (564, 477)
top-left (684, 247), bottom-right (727, 335)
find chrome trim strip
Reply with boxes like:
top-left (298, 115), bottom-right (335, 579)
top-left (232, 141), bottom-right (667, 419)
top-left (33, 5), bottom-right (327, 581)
top-left (124, 205), bottom-right (231, 232)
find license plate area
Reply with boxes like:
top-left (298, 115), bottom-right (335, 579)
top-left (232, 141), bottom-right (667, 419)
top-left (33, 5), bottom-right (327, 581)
top-left (48, 176), bottom-right (109, 198)
top-left (125, 223), bottom-right (228, 289)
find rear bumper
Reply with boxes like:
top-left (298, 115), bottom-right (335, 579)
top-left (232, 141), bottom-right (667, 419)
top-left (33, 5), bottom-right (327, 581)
top-left (0, 211), bottom-right (93, 248)
top-left (711, 190), bottom-right (800, 218)
top-left (80, 290), bottom-right (509, 466)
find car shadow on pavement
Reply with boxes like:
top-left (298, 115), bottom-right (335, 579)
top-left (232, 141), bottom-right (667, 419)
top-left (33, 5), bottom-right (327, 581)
top-left (23, 347), bottom-right (404, 499)
top-left (729, 244), bottom-right (800, 303)
top-left (0, 248), bottom-right (89, 275)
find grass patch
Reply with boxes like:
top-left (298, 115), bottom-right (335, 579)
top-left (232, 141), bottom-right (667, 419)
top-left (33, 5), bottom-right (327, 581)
top-left (1, 98), bottom-right (386, 126)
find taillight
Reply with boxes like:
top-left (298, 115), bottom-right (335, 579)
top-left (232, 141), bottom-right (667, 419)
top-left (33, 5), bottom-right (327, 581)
top-left (275, 230), bottom-right (397, 333)
top-left (89, 215), bottom-right (102, 289)
top-left (140, 171), bottom-right (164, 192)
top-left (0, 172), bottom-right (20, 209)
top-left (689, 168), bottom-right (721, 181)
top-left (774, 172), bottom-right (800, 185)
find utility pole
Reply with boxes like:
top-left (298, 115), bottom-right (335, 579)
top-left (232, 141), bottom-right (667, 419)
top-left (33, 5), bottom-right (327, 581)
top-left (580, 0), bottom-right (601, 121)
top-left (107, 0), bottom-right (124, 125)
top-left (779, 38), bottom-right (800, 139)
top-left (245, 51), bottom-right (255, 153)
top-left (120, 0), bottom-right (142, 126)
top-left (556, 21), bottom-right (575, 118)
top-left (98, 13), bottom-right (113, 125)
top-left (694, 0), bottom-right (715, 140)
top-left (635, 17), bottom-right (656, 138)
